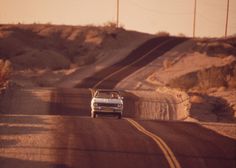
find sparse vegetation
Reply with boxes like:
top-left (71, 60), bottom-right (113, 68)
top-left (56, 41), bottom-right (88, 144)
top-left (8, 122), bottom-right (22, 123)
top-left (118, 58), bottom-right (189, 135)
top-left (155, 31), bottom-right (170, 37)
top-left (168, 61), bottom-right (236, 91)
top-left (168, 72), bottom-right (198, 90)
top-left (74, 54), bottom-right (97, 66)
top-left (0, 59), bottom-right (11, 88)
top-left (103, 21), bottom-right (117, 29)
top-left (102, 21), bottom-right (125, 30)
top-left (197, 66), bottom-right (228, 89)
top-left (0, 24), bottom-right (149, 88)
top-left (178, 33), bottom-right (186, 37)
top-left (193, 38), bottom-right (236, 57)
top-left (163, 58), bottom-right (173, 69)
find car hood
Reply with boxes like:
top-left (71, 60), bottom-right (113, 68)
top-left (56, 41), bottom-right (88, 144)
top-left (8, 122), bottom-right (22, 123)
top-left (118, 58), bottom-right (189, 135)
top-left (92, 98), bottom-right (123, 104)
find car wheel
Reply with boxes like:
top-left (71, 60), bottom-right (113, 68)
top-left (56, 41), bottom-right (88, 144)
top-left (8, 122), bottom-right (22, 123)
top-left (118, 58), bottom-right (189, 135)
top-left (92, 112), bottom-right (97, 118)
top-left (118, 113), bottom-right (122, 119)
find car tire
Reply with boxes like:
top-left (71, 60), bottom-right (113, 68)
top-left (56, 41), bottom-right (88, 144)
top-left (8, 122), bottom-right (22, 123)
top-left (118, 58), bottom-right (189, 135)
top-left (92, 112), bottom-right (97, 118)
top-left (118, 113), bottom-right (122, 119)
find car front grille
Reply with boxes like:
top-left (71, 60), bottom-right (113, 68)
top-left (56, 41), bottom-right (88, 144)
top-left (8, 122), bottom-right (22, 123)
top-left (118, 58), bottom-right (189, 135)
top-left (97, 103), bottom-right (118, 107)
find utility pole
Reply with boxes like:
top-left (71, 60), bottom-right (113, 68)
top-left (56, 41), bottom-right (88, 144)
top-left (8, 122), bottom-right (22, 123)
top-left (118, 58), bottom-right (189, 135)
top-left (116, 0), bottom-right (120, 28)
top-left (225, 0), bottom-right (229, 38)
top-left (193, 0), bottom-right (197, 38)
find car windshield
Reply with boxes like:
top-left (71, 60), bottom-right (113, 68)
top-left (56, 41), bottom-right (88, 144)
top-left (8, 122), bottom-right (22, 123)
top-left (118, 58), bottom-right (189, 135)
top-left (95, 91), bottom-right (119, 99)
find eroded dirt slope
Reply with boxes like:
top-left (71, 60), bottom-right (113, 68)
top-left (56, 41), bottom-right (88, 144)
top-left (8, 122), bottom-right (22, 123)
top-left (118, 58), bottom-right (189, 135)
top-left (0, 24), bottom-right (153, 87)
top-left (116, 37), bottom-right (236, 123)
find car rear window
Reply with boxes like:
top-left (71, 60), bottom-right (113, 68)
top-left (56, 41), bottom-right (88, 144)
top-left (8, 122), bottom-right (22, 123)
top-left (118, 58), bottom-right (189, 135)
top-left (95, 91), bottom-right (119, 99)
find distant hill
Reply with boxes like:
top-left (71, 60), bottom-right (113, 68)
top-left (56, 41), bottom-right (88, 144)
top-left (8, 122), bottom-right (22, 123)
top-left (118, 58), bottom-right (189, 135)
top-left (0, 24), bottom-right (152, 87)
top-left (0, 24), bottom-right (142, 70)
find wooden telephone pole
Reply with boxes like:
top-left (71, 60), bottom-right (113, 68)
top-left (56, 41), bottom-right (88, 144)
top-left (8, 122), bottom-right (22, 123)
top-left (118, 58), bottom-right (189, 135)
top-left (225, 0), bottom-right (230, 38)
top-left (193, 0), bottom-right (197, 38)
top-left (116, 0), bottom-right (120, 28)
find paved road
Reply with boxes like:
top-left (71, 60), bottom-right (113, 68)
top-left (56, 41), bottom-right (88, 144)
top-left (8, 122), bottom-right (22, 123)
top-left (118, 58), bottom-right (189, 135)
top-left (0, 115), bottom-right (235, 168)
top-left (76, 36), bottom-right (187, 89)
top-left (1, 37), bottom-right (235, 168)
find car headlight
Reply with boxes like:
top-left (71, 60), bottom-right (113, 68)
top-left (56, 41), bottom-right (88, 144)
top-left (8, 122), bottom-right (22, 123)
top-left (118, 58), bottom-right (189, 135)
top-left (117, 104), bottom-right (123, 108)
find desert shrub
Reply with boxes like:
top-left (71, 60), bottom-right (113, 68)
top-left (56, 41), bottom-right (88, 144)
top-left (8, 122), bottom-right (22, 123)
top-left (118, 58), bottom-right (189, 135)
top-left (155, 31), bottom-right (170, 37)
top-left (197, 66), bottom-right (228, 89)
top-left (178, 33), bottom-right (186, 37)
top-left (103, 21), bottom-right (117, 29)
top-left (0, 59), bottom-right (11, 87)
top-left (168, 72), bottom-right (198, 90)
top-left (98, 21), bottom-right (125, 32)
top-left (163, 59), bottom-right (173, 69)
top-left (10, 50), bottom-right (70, 70)
top-left (74, 54), bottom-right (96, 66)
top-left (228, 65), bottom-right (236, 88)
top-left (206, 42), bottom-right (236, 56)
top-left (168, 62), bottom-right (236, 91)
top-left (193, 38), bottom-right (236, 57)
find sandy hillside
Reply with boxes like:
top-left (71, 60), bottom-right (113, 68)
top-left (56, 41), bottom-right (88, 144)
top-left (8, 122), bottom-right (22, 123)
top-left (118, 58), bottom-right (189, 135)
top-left (1, 24), bottom-right (236, 125)
top-left (116, 37), bottom-right (236, 123)
top-left (0, 24), bottom-right (153, 87)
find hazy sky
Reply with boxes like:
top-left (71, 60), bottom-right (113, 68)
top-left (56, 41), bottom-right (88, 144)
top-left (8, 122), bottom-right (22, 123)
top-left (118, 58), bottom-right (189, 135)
top-left (1, 0), bottom-right (236, 37)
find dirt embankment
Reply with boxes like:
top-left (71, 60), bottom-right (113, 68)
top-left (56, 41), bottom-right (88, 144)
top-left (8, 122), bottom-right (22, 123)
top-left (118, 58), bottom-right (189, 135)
top-left (122, 88), bottom-right (190, 120)
top-left (0, 24), bottom-right (153, 88)
top-left (116, 37), bottom-right (236, 123)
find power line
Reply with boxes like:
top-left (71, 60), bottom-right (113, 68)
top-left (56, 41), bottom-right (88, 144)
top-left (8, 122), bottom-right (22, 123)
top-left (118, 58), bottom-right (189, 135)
top-left (197, 11), bottom-right (224, 24)
top-left (197, 4), bottom-right (225, 20)
top-left (116, 0), bottom-right (235, 37)
top-left (127, 0), bottom-right (191, 15)
top-left (198, 12), bottom-right (224, 25)
top-left (199, 1), bottom-right (225, 9)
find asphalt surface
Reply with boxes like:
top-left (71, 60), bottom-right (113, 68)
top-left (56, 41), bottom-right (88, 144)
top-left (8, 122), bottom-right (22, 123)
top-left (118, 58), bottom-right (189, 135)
top-left (0, 115), bottom-right (235, 168)
top-left (1, 37), bottom-right (236, 168)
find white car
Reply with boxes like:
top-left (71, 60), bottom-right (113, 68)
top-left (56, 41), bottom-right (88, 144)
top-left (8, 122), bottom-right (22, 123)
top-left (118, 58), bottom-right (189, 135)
top-left (91, 89), bottom-right (123, 119)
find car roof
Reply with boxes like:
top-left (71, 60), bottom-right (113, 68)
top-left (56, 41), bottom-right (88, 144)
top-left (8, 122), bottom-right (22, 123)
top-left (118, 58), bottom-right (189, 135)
top-left (95, 89), bottom-right (120, 92)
